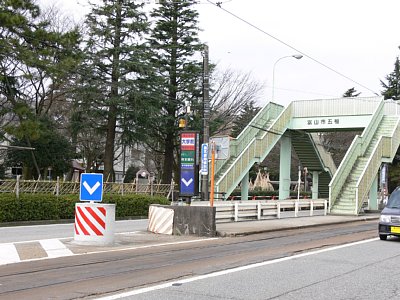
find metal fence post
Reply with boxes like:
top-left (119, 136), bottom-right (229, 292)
top-left (16, 175), bottom-right (20, 199)
top-left (56, 176), bottom-right (60, 196)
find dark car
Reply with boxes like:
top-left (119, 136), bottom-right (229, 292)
top-left (379, 186), bottom-right (400, 240)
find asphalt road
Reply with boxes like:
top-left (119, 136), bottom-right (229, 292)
top-left (122, 237), bottom-right (398, 300)
top-left (0, 220), bottom-right (379, 299)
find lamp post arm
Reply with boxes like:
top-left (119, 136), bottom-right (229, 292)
top-left (272, 55), bottom-right (303, 101)
top-left (272, 56), bottom-right (291, 101)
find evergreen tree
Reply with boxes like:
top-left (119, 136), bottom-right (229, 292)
top-left (342, 87), bottom-right (361, 97)
top-left (0, 0), bottom-right (81, 178)
top-left (80, 0), bottom-right (149, 181)
top-left (230, 100), bottom-right (260, 138)
top-left (5, 117), bottom-right (74, 179)
top-left (381, 56), bottom-right (400, 191)
top-left (147, 0), bottom-right (203, 183)
top-left (381, 57), bottom-right (400, 100)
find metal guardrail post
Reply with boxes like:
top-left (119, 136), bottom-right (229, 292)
top-left (234, 202), bottom-right (239, 222)
top-left (277, 202), bottom-right (281, 219)
top-left (310, 200), bottom-right (314, 216)
top-left (257, 202), bottom-right (261, 220)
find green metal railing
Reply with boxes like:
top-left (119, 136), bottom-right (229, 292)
top-left (215, 103), bottom-right (293, 197)
top-left (329, 100), bottom-right (384, 210)
top-left (310, 133), bottom-right (337, 176)
top-left (355, 117), bottom-right (400, 213)
top-left (214, 102), bottom-right (284, 178)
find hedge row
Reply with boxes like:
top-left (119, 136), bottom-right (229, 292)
top-left (0, 193), bottom-right (170, 223)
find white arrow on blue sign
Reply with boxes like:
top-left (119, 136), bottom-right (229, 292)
top-left (180, 169), bottom-right (195, 196)
top-left (80, 173), bottom-right (103, 202)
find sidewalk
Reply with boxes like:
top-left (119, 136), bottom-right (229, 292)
top-left (216, 213), bottom-right (380, 237)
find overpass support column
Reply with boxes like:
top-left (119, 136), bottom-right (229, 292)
top-left (312, 171), bottom-right (319, 199)
top-left (279, 134), bottom-right (291, 199)
top-left (241, 172), bottom-right (249, 201)
top-left (369, 173), bottom-right (378, 211)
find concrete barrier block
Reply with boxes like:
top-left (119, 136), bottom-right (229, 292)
top-left (172, 206), bottom-right (216, 237)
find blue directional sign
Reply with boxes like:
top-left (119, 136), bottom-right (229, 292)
top-left (180, 131), bottom-right (198, 197)
top-left (80, 173), bottom-right (103, 202)
top-left (200, 143), bottom-right (209, 175)
top-left (180, 169), bottom-right (195, 196)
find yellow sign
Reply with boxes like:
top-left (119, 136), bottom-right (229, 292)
top-left (179, 119), bottom-right (186, 128)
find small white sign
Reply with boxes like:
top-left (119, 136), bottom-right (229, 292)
top-left (200, 143), bottom-right (209, 175)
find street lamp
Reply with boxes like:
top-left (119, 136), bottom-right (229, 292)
top-left (272, 54), bottom-right (303, 101)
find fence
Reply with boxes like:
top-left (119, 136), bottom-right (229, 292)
top-left (191, 199), bottom-right (328, 223)
top-left (0, 177), bottom-right (175, 198)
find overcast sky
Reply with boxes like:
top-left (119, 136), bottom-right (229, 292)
top-left (39, 0), bottom-right (400, 107)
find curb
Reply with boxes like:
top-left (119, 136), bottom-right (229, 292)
top-left (216, 215), bottom-right (380, 237)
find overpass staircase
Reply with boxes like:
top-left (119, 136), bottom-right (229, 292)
top-left (214, 102), bottom-right (285, 197)
top-left (212, 97), bottom-right (400, 216)
top-left (329, 102), bottom-right (400, 215)
top-left (291, 131), bottom-right (336, 198)
top-left (213, 102), bottom-right (336, 199)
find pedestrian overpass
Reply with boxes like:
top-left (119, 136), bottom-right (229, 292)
top-left (212, 96), bottom-right (400, 215)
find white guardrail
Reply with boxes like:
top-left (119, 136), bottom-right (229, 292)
top-left (191, 199), bottom-right (327, 223)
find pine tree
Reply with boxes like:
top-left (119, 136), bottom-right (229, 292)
top-left (342, 87), bottom-right (361, 97)
top-left (0, 0), bottom-right (81, 178)
top-left (230, 100), bottom-right (260, 138)
top-left (381, 56), bottom-right (400, 191)
top-left (146, 0), bottom-right (203, 183)
top-left (80, 0), bottom-right (149, 181)
top-left (381, 57), bottom-right (400, 100)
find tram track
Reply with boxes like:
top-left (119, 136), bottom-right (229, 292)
top-left (0, 221), bottom-right (378, 299)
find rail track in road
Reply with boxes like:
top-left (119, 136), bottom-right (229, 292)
top-left (0, 220), bottom-right (378, 300)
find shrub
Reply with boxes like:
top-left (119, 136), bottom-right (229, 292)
top-left (0, 193), bottom-right (170, 223)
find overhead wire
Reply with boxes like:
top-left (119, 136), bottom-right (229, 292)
top-left (205, 0), bottom-right (379, 95)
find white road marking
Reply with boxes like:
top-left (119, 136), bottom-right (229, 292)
top-left (0, 237), bottom-right (218, 266)
top-left (0, 243), bottom-right (20, 265)
top-left (39, 239), bottom-right (74, 258)
top-left (95, 238), bottom-right (379, 300)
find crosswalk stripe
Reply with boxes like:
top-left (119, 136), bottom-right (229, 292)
top-left (39, 239), bottom-right (74, 258)
top-left (0, 243), bottom-right (20, 265)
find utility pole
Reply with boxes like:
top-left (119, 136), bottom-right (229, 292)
top-left (201, 44), bottom-right (210, 201)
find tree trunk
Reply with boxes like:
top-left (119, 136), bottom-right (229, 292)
top-left (103, 105), bottom-right (117, 182)
top-left (103, 1), bottom-right (122, 182)
top-left (162, 131), bottom-right (175, 184)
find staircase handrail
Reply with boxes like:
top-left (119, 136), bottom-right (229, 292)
top-left (214, 102), bottom-right (283, 177)
top-left (355, 117), bottom-right (400, 214)
top-left (215, 103), bottom-right (293, 197)
top-left (329, 99), bottom-right (384, 209)
top-left (310, 133), bottom-right (337, 176)
top-left (232, 102), bottom-right (283, 157)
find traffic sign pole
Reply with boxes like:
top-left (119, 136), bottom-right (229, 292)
top-left (210, 141), bottom-right (215, 207)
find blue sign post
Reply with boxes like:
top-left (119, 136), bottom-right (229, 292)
top-left (200, 143), bottom-right (209, 175)
top-left (80, 173), bottom-right (104, 202)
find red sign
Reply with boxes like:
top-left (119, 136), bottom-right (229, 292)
top-left (181, 132), bottom-right (196, 151)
